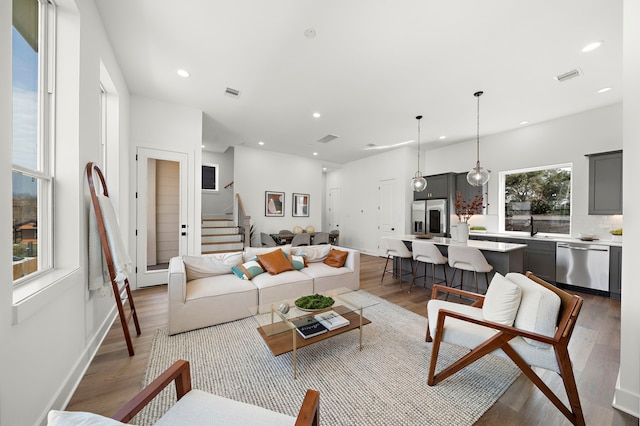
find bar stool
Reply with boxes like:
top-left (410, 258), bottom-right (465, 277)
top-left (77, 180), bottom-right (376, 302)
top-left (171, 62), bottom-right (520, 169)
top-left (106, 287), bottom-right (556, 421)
top-left (410, 240), bottom-right (448, 293)
top-left (381, 238), bottom-right (414, 290)
top-left (447, 245), bottom-right (493, 293)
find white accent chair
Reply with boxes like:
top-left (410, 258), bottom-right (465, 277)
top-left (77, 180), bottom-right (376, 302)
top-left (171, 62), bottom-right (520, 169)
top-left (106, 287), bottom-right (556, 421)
top-left (426, 272), bottom-right (585, 426)
top-left (410, 240), bottom-right (447, 292)
top-left (47, 360), bottom-right (320, 426)
top-left (447, 245), bottom-right (493, 293)
top-left (381, 238), bottom-right (413, 289)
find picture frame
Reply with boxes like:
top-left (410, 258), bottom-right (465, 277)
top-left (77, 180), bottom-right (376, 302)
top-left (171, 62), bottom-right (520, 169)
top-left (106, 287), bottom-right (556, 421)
top-left (292, 193), bottom-right (310, 217)
top-left (265, 191), bottom-right (285, 217)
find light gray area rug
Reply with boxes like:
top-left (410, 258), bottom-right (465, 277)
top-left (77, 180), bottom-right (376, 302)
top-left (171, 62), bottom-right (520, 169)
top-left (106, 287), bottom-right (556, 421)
top-left (137, 292), bottom-right (520, 425)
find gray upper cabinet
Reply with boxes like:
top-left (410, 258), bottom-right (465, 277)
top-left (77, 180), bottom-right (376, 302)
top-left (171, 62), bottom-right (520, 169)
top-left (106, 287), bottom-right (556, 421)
top-left (455, 173), bottom-right (488, 214)
top-left (587, 150), bottom-right (623, 215)
top-left (414, 173), bottom-right (455, 200)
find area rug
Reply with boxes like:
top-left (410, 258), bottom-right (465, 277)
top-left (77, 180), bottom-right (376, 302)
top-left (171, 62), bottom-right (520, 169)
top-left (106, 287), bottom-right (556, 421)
top-left (136, 292), bottom-right (520, 425)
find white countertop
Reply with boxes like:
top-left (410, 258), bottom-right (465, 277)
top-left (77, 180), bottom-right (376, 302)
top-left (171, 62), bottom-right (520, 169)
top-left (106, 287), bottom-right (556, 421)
top-left (468, 231), bottom-right (623, 248)
top-left (390, 235), bottom-right (527, 253)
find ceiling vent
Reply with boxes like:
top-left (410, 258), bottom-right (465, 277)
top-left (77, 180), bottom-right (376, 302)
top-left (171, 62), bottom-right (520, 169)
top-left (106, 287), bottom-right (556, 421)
top-left (225, 87), bottom-right (241, 98)
top-left (317, 134), bottom-right (339, 143)
top-left (554, 69), bottom-right (582, 82)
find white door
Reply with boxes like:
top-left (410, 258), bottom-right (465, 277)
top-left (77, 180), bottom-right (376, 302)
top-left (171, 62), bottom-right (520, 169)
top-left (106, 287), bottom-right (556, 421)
top-left (136, 148), bottom-right (189, 287)
top-left (378, 179), bottom-right (398, 256)
top-left (328, 187), bottom-right (340, 231)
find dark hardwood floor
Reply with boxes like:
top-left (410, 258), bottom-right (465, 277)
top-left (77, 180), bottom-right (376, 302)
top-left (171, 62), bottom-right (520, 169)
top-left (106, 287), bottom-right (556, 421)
top-left (67, 254), bottom-right (638, 425)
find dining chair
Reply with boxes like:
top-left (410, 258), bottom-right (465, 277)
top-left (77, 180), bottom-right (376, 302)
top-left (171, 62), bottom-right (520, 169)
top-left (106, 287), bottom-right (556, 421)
top-left (260, 232), bottom-right (277, 247)
top-left (291, 233), bottom-right (311, 247)
top-left (381, 238), bottom-right (413, 289)
top-left (313, 232), bottom-right (329, 245)
top-left (410, 240), bottom-right (447, 292)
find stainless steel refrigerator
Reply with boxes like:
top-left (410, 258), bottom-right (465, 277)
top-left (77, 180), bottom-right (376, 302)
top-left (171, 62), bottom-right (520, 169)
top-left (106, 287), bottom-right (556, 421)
top-left (411, 199), bottom-right (447, 236)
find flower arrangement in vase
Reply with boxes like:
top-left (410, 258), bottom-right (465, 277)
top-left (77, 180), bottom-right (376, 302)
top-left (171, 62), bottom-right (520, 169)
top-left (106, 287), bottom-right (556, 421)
top-left (454, 192), bottom-right (486, 242)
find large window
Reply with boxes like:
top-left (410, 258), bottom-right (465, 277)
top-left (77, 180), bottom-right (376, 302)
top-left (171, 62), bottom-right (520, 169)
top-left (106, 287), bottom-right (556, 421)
top-left (501, 164), bottom-right (571, 236)
top-left (12, 0), bottom-right (54, 283)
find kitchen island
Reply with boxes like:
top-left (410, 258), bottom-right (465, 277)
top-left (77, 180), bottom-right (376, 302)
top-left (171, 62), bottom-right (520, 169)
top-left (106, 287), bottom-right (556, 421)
top-left (384, 235), bottom-right (527, 293)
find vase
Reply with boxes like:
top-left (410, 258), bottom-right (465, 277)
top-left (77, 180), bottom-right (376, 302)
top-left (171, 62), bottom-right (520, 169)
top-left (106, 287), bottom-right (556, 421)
top-left (457, 223), bottom-right (470, 243)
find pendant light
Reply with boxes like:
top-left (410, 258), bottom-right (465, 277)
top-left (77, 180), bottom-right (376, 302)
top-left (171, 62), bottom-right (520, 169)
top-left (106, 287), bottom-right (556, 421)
top-left (411, 115), bottom-right (427, 192)
top-left (467, 91), bottom-right (490, 186)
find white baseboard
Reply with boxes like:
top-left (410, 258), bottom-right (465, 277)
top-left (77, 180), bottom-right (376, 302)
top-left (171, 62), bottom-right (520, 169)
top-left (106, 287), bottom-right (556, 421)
top-left (613, 371), bottom-right (640, 418)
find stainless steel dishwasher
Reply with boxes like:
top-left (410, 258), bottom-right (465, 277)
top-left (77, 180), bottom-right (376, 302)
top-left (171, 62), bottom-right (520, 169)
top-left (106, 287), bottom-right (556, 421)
top-left (556, 242), bottom-right (610, 293)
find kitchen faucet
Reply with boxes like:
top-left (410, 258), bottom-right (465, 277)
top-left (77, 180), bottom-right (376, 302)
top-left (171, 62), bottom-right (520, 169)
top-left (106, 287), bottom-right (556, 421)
top-left (530, 216), bottom-right (538, 237)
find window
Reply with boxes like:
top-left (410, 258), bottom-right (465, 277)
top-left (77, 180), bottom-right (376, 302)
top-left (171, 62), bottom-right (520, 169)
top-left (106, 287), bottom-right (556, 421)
top-left (501, 164), bottom-right (571, 235)
top-left (202, 164), bottom-right (219, 191)
top-left (12, 0), bottom-right (54, 283)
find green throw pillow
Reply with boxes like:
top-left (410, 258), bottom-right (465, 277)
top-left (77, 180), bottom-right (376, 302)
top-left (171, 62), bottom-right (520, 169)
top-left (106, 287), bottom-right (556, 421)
top-left (285, 252), bottom-right (307, 270)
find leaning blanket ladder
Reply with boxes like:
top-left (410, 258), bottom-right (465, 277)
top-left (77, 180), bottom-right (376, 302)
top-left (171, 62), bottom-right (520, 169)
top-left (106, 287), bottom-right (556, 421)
top-left (86, 162), bottom-right (141, 356)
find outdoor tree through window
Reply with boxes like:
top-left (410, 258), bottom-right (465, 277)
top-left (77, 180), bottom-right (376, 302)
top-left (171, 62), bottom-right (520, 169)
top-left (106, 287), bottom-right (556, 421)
top-left (503, 165), bottom-right (571, 235)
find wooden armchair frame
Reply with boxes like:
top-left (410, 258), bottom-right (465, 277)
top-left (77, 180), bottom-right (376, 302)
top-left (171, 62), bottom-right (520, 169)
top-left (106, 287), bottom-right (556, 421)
top-left (112, 360), bottom-right (320, 425)
top-left (426, 272), bottom-right (585, 426)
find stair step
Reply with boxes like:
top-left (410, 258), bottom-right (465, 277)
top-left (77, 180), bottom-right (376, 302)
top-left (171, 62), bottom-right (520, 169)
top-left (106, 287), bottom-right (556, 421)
top-left (202, 226), bottom-right (239, 235)
top-left (202, 218), bottom-right (235, 227)
top-left (202, 234), bottom-right (242, 243)
top-left (202, 241), bottom-right (244, 252)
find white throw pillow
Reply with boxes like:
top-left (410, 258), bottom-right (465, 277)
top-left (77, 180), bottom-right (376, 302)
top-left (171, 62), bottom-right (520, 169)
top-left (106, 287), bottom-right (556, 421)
top-left (291, 245), bottom-right (331, 263)
top-left (482, 273), bottom-right (522, 326)
top-left (47, 410), bottom-right (133, 426)
top-left (183, 252), bottom-right (243, 281)
top-left (506, 272), bottom-right (562, 348)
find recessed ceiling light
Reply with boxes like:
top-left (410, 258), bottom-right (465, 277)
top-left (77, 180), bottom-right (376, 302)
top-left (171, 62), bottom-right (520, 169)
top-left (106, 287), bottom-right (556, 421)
top-left (177, 69), bottom-right (190, 77)
top-left (520, 121), bottom-right (529, 125)
top-left (439, 136), bottom-right (446, 140)
top-left (582, 41), bottom-right (603, 52)
top-left (313, 152), bottom-right (318, 156)
top-left (201, 144), bottom-right (205, 148)
top-left (322, 167), bottom-right (327, 171)
top-left (597, 87), bottom-right (612, 93)
top-left (313, 112), bottom-right (321, 118)
top-left (258, 141), bottom-right (265, 145)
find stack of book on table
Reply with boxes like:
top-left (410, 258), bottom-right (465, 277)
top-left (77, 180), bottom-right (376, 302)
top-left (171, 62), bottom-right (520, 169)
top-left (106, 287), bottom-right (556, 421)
top-left (292, 317), bottom-right (328, 339)
top-left (313, 310), bottom-right (350, 331)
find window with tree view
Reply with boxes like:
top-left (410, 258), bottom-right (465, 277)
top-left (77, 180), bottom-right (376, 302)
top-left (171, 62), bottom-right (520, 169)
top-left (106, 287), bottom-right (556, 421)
top-left (12, 0), bottom-right (53, 283)
top-left (503, 165), bottom-right (571, 235)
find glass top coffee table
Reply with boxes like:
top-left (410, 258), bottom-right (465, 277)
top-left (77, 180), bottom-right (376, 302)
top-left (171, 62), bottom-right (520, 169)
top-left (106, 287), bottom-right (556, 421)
top-left (249, 288), bottom-right (378, 378)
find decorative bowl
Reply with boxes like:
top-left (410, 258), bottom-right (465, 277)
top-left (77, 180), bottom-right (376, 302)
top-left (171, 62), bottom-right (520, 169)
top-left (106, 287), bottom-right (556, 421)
top-left (294, 294), bottom-right (334, 311)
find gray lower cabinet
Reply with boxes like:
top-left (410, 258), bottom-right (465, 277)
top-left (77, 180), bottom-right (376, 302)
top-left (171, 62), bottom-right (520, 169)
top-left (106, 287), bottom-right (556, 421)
top-left (609, 246), bottom-right (622, 300)
top-left (495, 237), bottom-right (556, 282)
top-left (587, 150), bottom-right (623, 215)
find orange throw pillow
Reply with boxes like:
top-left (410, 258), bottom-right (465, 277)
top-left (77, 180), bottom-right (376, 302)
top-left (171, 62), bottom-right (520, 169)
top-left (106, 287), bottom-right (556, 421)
top-left (257, 249), bottom-right (294, 275)
top-left (323, 248), bottom-right (348, 268)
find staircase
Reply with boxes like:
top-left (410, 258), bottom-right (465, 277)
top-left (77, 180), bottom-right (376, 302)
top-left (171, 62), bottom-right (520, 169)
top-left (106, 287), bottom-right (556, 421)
top-left (201, 217), bottom-right (244, 254)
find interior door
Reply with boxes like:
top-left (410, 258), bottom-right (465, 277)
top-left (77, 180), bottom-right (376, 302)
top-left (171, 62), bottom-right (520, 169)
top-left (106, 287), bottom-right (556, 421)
top-left (378, 179), bottom-right (398, 256)
top-left (136, 148), bottom-right (189, 287)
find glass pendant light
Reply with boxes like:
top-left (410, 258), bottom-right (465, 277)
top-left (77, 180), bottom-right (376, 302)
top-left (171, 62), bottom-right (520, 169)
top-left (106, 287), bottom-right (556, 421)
top-left (467, 91), bottom-right (490, 186)
top-left (411, 115), bottom-right (427, 192)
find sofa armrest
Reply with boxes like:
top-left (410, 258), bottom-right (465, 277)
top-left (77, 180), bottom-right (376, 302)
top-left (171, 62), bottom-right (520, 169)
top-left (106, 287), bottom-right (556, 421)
top-left (168, 256), bottom-right (187, 303)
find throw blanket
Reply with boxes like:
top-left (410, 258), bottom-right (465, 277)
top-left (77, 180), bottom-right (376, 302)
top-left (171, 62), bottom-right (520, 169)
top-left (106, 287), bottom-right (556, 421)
top-left (88, 194), bottom-right (132, 292)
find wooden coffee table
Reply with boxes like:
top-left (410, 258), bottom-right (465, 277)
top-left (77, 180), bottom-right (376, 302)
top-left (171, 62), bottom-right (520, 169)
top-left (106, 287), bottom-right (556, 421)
top-left (249, 288), bottom-right (377, 378)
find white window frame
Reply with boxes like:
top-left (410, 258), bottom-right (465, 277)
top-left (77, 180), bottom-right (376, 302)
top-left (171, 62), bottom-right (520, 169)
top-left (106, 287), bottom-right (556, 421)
top-left (498, 162), bottom-right (572, 237)
top-left (12, 0), bottom-right (56, 286)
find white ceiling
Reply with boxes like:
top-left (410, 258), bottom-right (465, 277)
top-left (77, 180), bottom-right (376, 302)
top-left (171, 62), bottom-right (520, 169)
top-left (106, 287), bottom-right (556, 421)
top-left (94, 0), bottom-right (622, 168)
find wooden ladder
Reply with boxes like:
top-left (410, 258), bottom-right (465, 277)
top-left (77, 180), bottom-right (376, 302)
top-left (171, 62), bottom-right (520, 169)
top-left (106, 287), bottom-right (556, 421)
top-left (86, 162), bottom-right (141, 356)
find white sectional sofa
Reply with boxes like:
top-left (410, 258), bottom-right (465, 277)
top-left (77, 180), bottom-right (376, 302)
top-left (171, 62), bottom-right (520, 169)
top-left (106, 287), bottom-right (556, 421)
top-left (167, 244), bottom-right (360, 335)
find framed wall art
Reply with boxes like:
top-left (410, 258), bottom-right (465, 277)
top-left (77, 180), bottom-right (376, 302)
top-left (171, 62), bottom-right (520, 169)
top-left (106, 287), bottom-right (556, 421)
top-left (265, 191), bottom-right (285, 217)
top-left (292, 193), bottom-right (309, 217)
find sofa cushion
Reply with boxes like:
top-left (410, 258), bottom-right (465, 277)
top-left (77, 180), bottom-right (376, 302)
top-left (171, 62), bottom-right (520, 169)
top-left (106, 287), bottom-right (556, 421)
top-left (47, 410), bottom-right (130, 426)
top-left (257, 249), bottom-right (294, 275)
top-left (231, 258), bottom-right (265, 280)
top-left (243, 245), bottom-right (291, 262)
top-left (291, 245), bottom-right (331, 262)
top-left (323, 248), bottom-right (349, 268)
top-left (183, 252), bottom-right (244, 281)
top-left (506, 273), bottom-right (561, 348)
top-left (482, 273), bottom-right (522, 326)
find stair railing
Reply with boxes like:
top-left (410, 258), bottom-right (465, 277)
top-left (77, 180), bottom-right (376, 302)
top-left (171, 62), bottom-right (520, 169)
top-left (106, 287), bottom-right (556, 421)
top-left (236, 194), bottom-right (251, 247)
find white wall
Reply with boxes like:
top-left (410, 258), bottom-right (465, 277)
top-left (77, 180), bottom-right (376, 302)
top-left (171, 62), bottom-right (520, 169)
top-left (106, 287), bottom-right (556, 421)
top-left (129, 96), bottom-right (203, 270)
top-left (424, 103), bottom-right (623, 238)
top-left (614, 0), bottom-right (640, 417)
top-left (325, 146), bottom-right (414, 255)
top-left (202, 148), bottom-right (235, 217)
top-left (1, 1), bottom-right (132, 425)
top-left (234, 146), bottom-right (324, 247)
